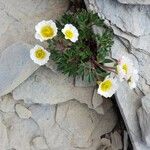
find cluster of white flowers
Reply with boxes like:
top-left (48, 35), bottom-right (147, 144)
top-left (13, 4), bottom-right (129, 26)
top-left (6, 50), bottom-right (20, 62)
top-left (97, 56), bottom-right (139, 98)
top-left (30, 20), bottom-right (138, 99)
top-left (30, 20), bottom-right (79, 66)
top-left (117, 56), bottom-right (139, 89)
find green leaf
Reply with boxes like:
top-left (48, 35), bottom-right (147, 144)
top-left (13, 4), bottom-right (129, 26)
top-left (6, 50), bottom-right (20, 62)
top-left (102, 59), bottom-right (114, 63)
top-left (47, 9), bottom-right (114, 83)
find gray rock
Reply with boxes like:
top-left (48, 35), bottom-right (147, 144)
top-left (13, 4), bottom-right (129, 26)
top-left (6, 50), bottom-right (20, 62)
top-left (3, 113), bottom-right (40, 150)
top-left (0, 113), bottom-right (2, 122)
top-left (123, 131), bottom-right (129, 150)
top-left (0, 99), bottom-right (117, 150)
top-left (92, 0), bottom-right (150, 88)
top-left (137, 107), bottom-right (150, 147)
top-left (30, 100), bottom-right (117, 149)
top-left (0, 0), bottom-right (69, 55)
top-left (15, 104), bottom-right (32, 119)
top-left (114, 82), bottom-right (149, 150)
top-left (85, 0), bottom-right (150, 149)
top-left (138, 75), bottom-right (150, 95)
top-left (56, 100), bottom-right (99, 148)
top-left (85, 0), bottom-right (150, 89)
top-left (13, 67), bottom-right (94, 106)
top-left (75, 76), bottom-right (96, 87)
top-left (141, 94), bottom-right (150, 114)
top-left (31, 136), bottom-right (48, 150)
top-left (98, 138), bottom-right (111, 150)
top-left (45, 59), bottom-right (58, 73)
top-left (29, 104), bottom-right (56, 137)
top-left (111, 131), bottom-right (123, 150)
top-left (0, 94), bottom-right (15, 112)
top-left (95, 99), bottom-right (113, 115)
top-left (118, 0), bottom-right (150, 5)
top-left (91, 88), bottom-right (104, 109)
top-left (91, 109), bottom-right (117, 141)
top-left (86, 0), bottom-right (150, 37)
top-left (0, 42), bottom-right (39, 96)
top-left (137, 95), bottom-right (150, 147)
top-left (0, 121), bottom-right (8, 150)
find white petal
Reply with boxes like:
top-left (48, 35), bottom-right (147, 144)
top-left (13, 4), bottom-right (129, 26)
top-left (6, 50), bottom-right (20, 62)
top-left (128, 69), bottom-right (139, 89)
top-left (35, 20), bottom-right (57, 41)
top-left (30, 45), bottom-right (50, 66)
top-left (35, 33), bottom-right (44, 42)
top-left (62, 23), bottom-right (79, 42)
top-left (117, 56), bottom-right (135, 81)
top-left (97, 77), bottom-right (118, 98)
top-left (70, 37), bottom-right (78, 43)
top-left (35, 20), bottom-right (46, 32)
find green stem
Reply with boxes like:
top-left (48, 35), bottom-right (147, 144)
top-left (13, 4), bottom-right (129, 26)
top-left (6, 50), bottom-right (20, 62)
top-left (91, 58), bottom-right (117, 74)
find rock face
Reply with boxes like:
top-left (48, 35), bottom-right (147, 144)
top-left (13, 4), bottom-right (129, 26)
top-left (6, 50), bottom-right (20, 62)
top-left (29, 100), bottom-right (117, 149)
top-left (15, 104), bottom-right (32, 119)
top-left (84, 0), bottom-right (150, 149)
top-left (31, 136), bottom-right (48, 150)
top-left (141, 94), bottom-right (150, 114)
top-left (0, 94), bottom-right (15, 112)
top-left (0, 121), bottom-right (8, 150)
top-left (98, 138), bottom-right (111, 150)
top-left (138, 108), bottom-right (150, 147)
top-left (137, 95), bottom-right (150, 147)
top-left (111, 131), bottom-right (123, 150)
top-left (3, 113), bottom-right (40, 150)
top-left (13, 66), bottom-right (111, 113)
top-left (0, 42), bottom-right (39, 97)
top-left (5, 63), bottom-right (117, 149)
top-left (0, 0), bottom-right (69, 55)
top-left (0, 0), bottom-right (120, 149)
top-left (118, 0), bottom-right (150, 5)
top-left (45, 59), bottom-right (58, 73)
top-left (13, 67), bottom-right (94, 106)
top-left (0, 99), bottom-right (117, 150)
top-left (114, 82), bottom-right (143, 149)
top-left (91, 88), bottom-right (103, 109)
top-left (75, 76), bottom-right (96, 87)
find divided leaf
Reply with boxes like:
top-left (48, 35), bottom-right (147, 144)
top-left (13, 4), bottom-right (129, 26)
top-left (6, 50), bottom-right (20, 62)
top-left (48, 10), bottom-right (114, 82)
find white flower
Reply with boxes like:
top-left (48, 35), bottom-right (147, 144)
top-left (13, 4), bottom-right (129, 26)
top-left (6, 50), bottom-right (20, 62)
top-left (97, 77), bottom-right (118, 98)
top-left (117, 56), bottom-right (134, 81)
top-left (62, 24), bottom-right (79, 42)
top-left (127, 69), bottom-right (139, 89)
top-left (35, 20), bottom-right (57, 42)
top-left (30, 45), bottom-right (50, 66)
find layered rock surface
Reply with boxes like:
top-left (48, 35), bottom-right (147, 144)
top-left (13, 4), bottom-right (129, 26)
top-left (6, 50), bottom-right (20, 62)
top-left (118, 0), bottom-right (150, 5)
top-left (0, 98), bottom-right (118, 150)
top-left (12, 67), bottom-right (94, 106)
top-left (84, 0), bottom-right (150, 149)
top-left (0, 0), bottom-right (69, 54)
top-left (0, 0), bottom-right (124, 149)
top-left (137, 94), bottom-right (150, 147)
top-left (0, 36), bottom-right (118, 150)
top-left (0, 41), bottom-right (118, 149)
top-left (0, 42), bottom-right (39, 97)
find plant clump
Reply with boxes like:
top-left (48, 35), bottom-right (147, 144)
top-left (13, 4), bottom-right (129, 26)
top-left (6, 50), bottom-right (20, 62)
top-left (30, 9), bottom-right (138, 98)
top-left (48, 10), bottom-right (115, 82)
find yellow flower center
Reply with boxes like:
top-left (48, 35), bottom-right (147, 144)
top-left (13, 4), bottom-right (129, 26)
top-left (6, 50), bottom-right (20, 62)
top-left (65, 30), bottom-right (74, 39)
top-left (35, 48), bottom-right (46, 60)
top-left (122, 64), bottom-right (128, 74)
top-left (40, 25), bottom-right (54, 38)
top-left (100, 80), bottom-right (112, 92)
